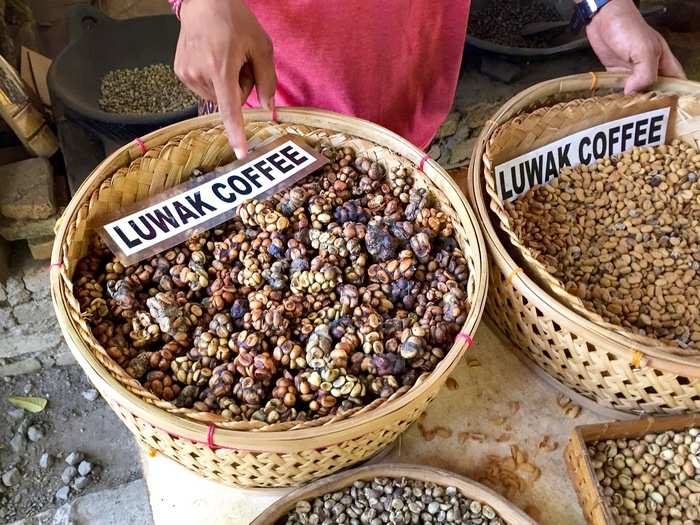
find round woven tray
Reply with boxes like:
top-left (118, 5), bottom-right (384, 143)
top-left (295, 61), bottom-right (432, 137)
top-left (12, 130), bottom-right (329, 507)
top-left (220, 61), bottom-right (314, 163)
top-left (251, 463), bottom-right (538, 524)
top-left (50, 108), bottom-right (488, 487)
top-left (468, 73), bottom-right (700, 415)
top-left (484, 89), bottom-right (700, 357)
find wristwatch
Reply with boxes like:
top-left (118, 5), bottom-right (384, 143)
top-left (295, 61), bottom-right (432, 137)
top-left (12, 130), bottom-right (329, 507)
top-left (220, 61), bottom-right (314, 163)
top-left (571, 0), bottom-right (612, 32)
top-left (570, 0), bottom-right (641, 33)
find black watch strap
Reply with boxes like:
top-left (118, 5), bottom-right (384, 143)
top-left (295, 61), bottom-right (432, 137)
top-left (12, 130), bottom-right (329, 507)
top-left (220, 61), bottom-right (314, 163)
top-left (571, 0), bottom-right (642, 32)
top-left (571, 0), bottom-right (610, 33)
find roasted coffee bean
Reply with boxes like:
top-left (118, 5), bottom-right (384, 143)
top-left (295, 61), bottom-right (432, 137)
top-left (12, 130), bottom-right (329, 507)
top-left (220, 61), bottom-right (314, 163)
top-left (469, 0), bottom-right (563, 49)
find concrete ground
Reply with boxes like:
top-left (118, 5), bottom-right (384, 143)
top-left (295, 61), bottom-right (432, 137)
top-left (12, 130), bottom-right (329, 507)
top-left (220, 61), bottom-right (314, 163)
top-left (0, 247), bottom-right (150, 524)
top-left (8, 480), bottom-right (152, 525)
top-left (2, 8), bottom-right (700, 523)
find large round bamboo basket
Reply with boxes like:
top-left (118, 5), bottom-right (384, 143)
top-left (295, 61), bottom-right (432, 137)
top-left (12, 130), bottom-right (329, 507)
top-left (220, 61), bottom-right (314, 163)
top-left (467, 73), bottom-right (700, 415)
top-left (251, 463), bottom-right (538, 525)
top-left (50, 108), bottom-right (488, 487)
top-left (483, 90), bottom-right (700, 356)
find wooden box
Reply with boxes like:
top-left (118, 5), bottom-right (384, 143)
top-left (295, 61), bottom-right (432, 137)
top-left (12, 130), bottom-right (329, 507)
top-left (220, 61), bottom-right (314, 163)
top-left (564, 414), bottom-right (700, 524)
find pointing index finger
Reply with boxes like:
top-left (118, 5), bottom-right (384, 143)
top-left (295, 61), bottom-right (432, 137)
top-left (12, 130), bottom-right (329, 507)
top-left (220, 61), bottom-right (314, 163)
top-left (212, 67), bottom-right (248, 159)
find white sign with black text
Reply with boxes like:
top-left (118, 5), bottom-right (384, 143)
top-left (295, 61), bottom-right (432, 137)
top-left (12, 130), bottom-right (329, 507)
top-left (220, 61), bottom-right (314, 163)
top-left (496, 107), bottom-right (671, 202)
top-left (100, 135), bottom-right (329, 265)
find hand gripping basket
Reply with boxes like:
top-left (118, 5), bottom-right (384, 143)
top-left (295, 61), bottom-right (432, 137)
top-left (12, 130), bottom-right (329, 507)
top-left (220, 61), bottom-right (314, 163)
top-left (467, 73), bottom-right (700, 416)
top-left (50, 108), bottom-right (488, 487)
top-left (251, 464), bottom-right (538, 525)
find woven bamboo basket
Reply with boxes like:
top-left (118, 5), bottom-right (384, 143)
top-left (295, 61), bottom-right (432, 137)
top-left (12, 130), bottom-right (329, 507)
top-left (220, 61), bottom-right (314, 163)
top-left (565, 414), bottom-right (700, 524)
top-left (467, 73), bottom-right (700, 415)
top-left (50, 108), bottom-right (488, 487)
top-left (251, 463), bottom-right (539, 524)
top-left (483, 89), bottom-right (700, 356)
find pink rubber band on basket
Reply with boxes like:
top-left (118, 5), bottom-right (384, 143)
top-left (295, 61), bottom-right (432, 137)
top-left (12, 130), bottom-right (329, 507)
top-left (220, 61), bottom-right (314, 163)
top-left (456, 332), bottom-right (473, 348)
top-left (49, 263), bottom-right (63, 271)
top-left (207, 424), bottom-right (218, 449)
top-left (419, 154), bottom-right (429, 171)
top-left (134, 138), bottom-right (147, 156)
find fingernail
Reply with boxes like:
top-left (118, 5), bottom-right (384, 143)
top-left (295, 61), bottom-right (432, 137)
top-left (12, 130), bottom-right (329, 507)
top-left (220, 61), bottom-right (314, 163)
top-left (262, 94), bottom-right (275, 111)
top-left (234, 146), bottom-right (248, 160)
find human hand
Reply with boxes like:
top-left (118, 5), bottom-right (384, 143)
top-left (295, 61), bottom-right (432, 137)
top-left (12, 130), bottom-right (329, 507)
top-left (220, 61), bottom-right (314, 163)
top-left (586, 0), bottom-right (685, 94)
top-left (174, 0), bottom-right (276, 158)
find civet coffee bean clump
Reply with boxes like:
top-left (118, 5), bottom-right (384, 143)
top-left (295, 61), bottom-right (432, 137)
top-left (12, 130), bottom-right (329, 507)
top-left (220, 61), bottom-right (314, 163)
top-left (99, 64), bottom-right (197, 114)
top-left (73, 146), bottom-right (470, 423)
top-left (506, 140), bottom-right (700, 350)
top-left (589, 428), bottom-right (700, 524)
top-left (281, 477), bottom-right (505, 525)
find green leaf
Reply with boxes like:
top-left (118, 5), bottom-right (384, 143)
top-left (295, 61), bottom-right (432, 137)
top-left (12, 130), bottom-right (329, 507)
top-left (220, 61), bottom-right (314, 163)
top-left (7, 396), bottom-right (47, 413)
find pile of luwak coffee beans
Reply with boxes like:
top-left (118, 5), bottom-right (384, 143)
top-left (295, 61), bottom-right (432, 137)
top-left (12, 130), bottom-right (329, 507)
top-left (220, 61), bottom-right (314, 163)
top-left (73, 145), bottom-right (470, 423)
top-left (281, 477), bottom-right (505, 525)
top-left (506, 140), bottom-right (700, 350)
top-left (589, 428), bottom-right (700, 525)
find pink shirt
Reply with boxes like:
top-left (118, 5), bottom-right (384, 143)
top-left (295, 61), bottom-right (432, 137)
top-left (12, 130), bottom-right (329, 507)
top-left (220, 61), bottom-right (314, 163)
top-left (244, 1), bottom-right (471, 149)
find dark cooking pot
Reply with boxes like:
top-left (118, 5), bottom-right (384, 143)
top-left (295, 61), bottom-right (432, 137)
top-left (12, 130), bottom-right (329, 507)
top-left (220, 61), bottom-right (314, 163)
top-left (48, 5), bottom-right (197, 127)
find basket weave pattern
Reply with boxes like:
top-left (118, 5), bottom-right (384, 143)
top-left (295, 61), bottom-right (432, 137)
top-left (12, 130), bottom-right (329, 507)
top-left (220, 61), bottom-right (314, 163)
top-left (468, 74), bottom-right (700, 416)
top-left (486, 256), bottom-right (700, 414)
top-left (108, 396), bottom-right (428, 487)
top-left (52, 110), bottom-right (487, 486)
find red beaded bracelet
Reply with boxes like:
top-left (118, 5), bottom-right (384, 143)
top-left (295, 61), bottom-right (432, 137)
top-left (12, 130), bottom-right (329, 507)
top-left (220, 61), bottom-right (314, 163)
top-left (168, 0), bottom-right (183, 20)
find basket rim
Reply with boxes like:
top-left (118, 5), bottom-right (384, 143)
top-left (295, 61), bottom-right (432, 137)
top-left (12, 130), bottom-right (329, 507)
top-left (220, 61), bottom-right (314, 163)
top-left (250, 463), bottom-right (539, 525)
top-left (50, 107), bottom-right (489, 449)
top-left (468, 71), bottom-right (700, 377)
